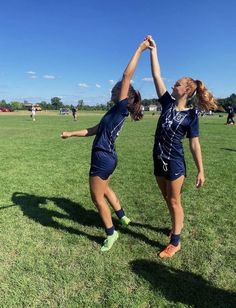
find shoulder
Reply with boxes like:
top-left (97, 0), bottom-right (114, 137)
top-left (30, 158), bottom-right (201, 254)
top-left (188, 108), bottom-right (200, 123)
top-left (116, 98), bottom-right (129, 114)
top-left (158, 91), bottom-right (175, 105)
top-left (117, 98), bottom-right (128, 105)
top-left (189, 107), bottom-right (200, 116)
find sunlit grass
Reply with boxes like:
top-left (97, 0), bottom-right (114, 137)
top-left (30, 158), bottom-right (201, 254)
top-left (0, 112), bottom-right (235, 307)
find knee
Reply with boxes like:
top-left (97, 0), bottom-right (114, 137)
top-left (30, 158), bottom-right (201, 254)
top-left (90, 192), bottom-right (103, 208)
top-left (168, 197), bottom-right (180, 209)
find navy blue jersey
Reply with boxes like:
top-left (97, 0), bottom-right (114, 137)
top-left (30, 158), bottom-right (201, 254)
top-left (92, 98), bottom-right (129, 153)
top-left (154, 91), bottom-right (199, 160)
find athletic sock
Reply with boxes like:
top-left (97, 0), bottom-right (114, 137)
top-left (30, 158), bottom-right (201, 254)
top-left (106, 226), bottom-right (115, 236)
top-left (170, 234), bottom-right (181, 246)
top-left (115, 208), bottom-right (125, 219)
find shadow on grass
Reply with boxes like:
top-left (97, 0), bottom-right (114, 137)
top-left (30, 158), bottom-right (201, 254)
top-left (130, 259), bottom-right (236, 308)
top-left (116, 221), bottom-right (168, 249)
top-left (220, 148), bottom-right (236, 152)
top-left (131, 222), bottom-right (170, 235)
top-left (11, 192), bottom-right (103, 244)
top-left (10, 192), bottom-right (164, 249)
top-left (9, 192), bottom-right (168, 249)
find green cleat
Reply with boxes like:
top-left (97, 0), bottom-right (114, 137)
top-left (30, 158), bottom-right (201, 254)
top-left (101, 231), bottom-right (119, 252)
top-left (120, 216), bottom-right (131, 226)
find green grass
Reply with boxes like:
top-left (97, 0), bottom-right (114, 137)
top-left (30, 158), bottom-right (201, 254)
top-left (0, 112), bottom-right (235, 307)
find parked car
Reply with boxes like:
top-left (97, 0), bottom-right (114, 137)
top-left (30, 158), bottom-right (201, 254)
top-left (59, 108), bottom-right (70, 115)
top-left (0, 107), bottom-right (13, 112)
top-left (28, 105), bottom-right (42, 111)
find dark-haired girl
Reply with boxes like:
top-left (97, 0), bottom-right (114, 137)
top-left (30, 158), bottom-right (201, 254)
top-left (61, 39), bottom-right (149, 251)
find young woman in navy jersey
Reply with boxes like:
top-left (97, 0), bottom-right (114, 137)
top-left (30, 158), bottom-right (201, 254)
top-left (61, 39), bottom-right (150, 251)
top-left (147, 35), bottom-right (217, 258)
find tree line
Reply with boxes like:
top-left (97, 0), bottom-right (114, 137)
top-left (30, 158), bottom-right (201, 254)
top-left (0, 93), bottom-right (235, 111)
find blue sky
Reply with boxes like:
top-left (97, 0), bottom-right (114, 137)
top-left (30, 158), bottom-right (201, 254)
top-left (0, 0), bottom-right (235, 105)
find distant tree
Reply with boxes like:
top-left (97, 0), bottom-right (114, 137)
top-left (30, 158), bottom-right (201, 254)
top-left (51, 97), bottom-right (63, 110)
top-left (218, 93), bottom-right (236, 109)
top-left (38, 101), bottom-right (48, 110)
top-left (0, 99), bottom-right (7, 107)
top-left (77, 100), bottom-right (84, 110)
top-left (11, 101), bottom-right (24, 110)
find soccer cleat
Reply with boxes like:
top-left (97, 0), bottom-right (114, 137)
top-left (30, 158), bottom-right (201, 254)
top-left (101, 231), bottom-right (119, 252)
top-left (159, 243), bottom-right (181, 258)
top-left (120, 216), bottom-right (131, 226)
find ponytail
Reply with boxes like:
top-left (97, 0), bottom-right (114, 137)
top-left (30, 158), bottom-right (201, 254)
top-left (195, 80), bottom-right (218, 111)
top-left (185, 77), bottom-right (218, 111)
top-left (127, 86), bottom-right (143, 121)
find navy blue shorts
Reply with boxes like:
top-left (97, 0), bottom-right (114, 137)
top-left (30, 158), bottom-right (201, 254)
top-left (153, 155), bottom-right (186, 181)
top-left (89, 150), bottom-right (117, 180)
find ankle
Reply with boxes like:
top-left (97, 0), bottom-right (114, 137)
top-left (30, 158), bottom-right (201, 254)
top-left (170, 233), bottom-right (181, 246)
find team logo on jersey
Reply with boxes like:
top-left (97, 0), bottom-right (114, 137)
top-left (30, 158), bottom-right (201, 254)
top-left (175, 114), bottom-right (185, 122)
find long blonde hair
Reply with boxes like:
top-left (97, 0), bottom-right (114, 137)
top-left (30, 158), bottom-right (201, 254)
top-left (185, 77), bottom-right (218, 111)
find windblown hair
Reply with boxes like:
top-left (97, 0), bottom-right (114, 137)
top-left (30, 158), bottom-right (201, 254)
top-left (127, 84), bottom-right (143, 121)
top-left (185, 77), bottom-right (218, 111)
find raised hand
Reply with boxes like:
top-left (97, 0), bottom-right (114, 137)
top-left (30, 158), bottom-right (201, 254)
top-left (144, 35), bottom-right (156, 50)
top-left (139, 38), bottom-right (151, 51)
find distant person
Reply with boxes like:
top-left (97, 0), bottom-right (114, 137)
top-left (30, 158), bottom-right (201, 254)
top-left (226, 104), bottom-right (235, 125)
top-left (147, 35), bottom-right (217, 258)
top-left (71, 107), bottom-right (77, 120)
top-left (31, 106), bottom-right (36, 121)
top-left (61, 39), bottom-right (149, 251)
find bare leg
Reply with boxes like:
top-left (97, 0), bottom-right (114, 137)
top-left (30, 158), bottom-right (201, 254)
top-left (166, 176), bottom-right (185, 235)
top-left (104, 182), bottom-right (121, 211)
top-left (156, 176), bottom-right (174, 229)
top-left (89, 176), bottom-right (113, 229)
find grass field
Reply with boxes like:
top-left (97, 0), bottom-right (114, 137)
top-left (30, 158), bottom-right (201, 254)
top-left (0, 111), bottom-right (235, 307)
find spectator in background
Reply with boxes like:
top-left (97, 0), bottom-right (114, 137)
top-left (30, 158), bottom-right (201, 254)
top-left (71, 107), bottom-right (77, 121)
top-left (31, 106), bottom-right (36, 121)
top-left (226, 104), bottom-right (235, 125)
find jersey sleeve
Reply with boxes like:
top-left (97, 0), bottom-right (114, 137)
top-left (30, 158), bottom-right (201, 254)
top-left (116, 98), bottom-right (129, 116)
top-left (186, 110), bottom-right (199, 138)
top-left (158, 91), bottom-right (175, 111)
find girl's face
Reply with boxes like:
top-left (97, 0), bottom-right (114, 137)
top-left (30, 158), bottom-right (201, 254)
top-left (171, 78), bottom-right (188, 99)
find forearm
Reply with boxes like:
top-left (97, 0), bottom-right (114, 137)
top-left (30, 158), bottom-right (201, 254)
top-left (119, 42), bottom-right (148, 101)
top-left (190, 141), bottom-right (204, 173)
top-left (150, 48), bottom-right (161, 78)
top-left (61, 124), bottom-right (98, 138)
top-left (122, 46), bottom-right (143, 82)
top-left (67, 129), bottom-right (91, 137)
top-left (150, 48), bottom-right (166, 98)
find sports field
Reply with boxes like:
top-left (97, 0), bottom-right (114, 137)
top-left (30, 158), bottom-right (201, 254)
top-left (0, 112), bottom-right (235, 307)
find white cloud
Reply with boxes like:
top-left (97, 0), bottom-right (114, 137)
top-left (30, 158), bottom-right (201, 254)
top-left (130, 79), bottom-right (134, 84)
top-left (95, 84), bottom-right (101, 88)
top-left (29, 75), bottom-right (37, 79)
top-left (142, 77), bottom-right (153, 82)
top-left (78, 83), bottom-right (89, 88)
top-left (43, 75), bottom-right (56, 79)
top-left (109, 80), bottom-right (115, 85)
top-left (27, 71), bottom-right (36, 75)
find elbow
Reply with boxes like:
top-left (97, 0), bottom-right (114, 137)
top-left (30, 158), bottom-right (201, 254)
top-left (122, 72), bottom-right (131, 82)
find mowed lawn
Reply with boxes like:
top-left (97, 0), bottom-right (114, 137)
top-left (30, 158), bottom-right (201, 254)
top-left (0, 112), bottom-right (235, 307)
